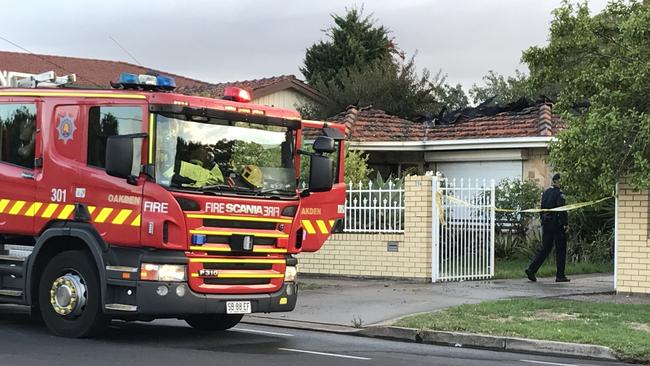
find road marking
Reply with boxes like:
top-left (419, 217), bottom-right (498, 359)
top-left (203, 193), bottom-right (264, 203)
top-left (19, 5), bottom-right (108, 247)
top-left (278, 348), bottom-right (371, 360)
top-left (521, 360), bottom-right (588, 366)
top-left (235, 328), bottom-right (294, 337)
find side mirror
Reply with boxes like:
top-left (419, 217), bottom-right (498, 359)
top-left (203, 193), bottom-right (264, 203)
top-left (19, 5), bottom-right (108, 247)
top-left (313, 136), bottom-right (335, 154)
top-left (309, 155), bottom-right (333, 192)
top-left (106, 134), bottom-right (145, 181)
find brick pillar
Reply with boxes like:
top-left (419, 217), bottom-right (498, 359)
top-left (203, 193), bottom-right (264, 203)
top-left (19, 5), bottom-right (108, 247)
top-left (403, 175), bottom-right (433, 280)
top-left (616, 179), bottom-right (650, 294)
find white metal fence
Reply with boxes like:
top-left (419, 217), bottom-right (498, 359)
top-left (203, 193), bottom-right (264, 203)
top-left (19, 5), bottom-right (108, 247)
top-left (344, 180), bottom-right (405, 233)
top-left (432, 177), bottom-right (495, 282)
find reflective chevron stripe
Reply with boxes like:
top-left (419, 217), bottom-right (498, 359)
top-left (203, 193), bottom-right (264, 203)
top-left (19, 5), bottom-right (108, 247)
top-left (301, 218), bottom-right (338, 235)
top-left (0, 198), bottom-right (142, 227)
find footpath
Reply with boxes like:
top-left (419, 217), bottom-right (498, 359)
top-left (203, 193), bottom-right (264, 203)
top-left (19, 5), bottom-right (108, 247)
top-left (244, 274), bottom-right (625, 361)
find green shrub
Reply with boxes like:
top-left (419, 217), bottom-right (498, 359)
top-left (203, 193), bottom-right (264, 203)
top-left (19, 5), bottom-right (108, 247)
top-left (493, 178), bottom-right (542, 239)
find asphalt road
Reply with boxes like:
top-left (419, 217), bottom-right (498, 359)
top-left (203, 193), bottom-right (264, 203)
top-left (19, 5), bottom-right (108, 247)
top-left (0, 305), bottom-right (627, 366)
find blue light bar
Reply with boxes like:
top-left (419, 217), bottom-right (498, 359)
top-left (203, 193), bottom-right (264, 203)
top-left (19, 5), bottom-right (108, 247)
top-left (157, 75), bottom-right (176, 89)
top-left (113, 72), bottom-right (177, 91)
top-left (118, 72), bottom-right (139, 85)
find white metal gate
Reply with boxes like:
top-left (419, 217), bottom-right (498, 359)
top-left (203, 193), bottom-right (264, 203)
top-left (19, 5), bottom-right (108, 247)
top-left (432, 177), bottom-right (495, 282)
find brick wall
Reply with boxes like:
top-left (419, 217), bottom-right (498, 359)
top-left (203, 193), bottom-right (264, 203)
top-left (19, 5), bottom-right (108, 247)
top-left (616, 180), bottom-right (650, 293)
top-left (523, 148), bottom-right (551, 186)
top-left (298, 175), bottom-right (433, 280)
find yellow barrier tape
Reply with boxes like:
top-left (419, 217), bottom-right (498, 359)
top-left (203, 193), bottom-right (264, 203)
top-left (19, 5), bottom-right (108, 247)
top-left (434, 190), bottom-right (614, 225)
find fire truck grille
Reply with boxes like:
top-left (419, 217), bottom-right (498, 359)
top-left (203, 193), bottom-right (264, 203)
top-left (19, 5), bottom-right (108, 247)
top-left (202, 219), bottom-right (277, 230)
top-left (205, 235), bottom-right (276, 246)
top-left (202, 263), bottom-right (272, 271)
top-left (203, 278), bottom-right (271, 285)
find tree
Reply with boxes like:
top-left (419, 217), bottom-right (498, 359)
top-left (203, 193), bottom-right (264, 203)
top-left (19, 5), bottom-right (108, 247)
top-left (302, 7), bottom-right (468, 119)
top-left (343, 147), bottom-right (372, 184)
top-left (469, 70), bottom-right (532, 105)
top-left (312, 56), bottom-right (465, 119)
top-left (301, 7), bottom-right (397, 86)
top-left (522, 1), bottom-right (650, 198)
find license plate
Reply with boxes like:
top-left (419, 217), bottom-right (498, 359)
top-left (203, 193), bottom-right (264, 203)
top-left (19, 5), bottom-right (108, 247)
top-left (226, 301), bottom-right (251, 314)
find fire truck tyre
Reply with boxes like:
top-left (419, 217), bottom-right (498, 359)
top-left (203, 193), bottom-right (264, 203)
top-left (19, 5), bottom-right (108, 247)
top-left (38, 250), bottom-right (107, 337)
top-left (185, 314), bottom-right (244, 331)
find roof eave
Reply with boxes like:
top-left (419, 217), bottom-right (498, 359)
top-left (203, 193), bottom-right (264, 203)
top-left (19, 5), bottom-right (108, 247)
top-left (348, 136), bottom-right (555, 151)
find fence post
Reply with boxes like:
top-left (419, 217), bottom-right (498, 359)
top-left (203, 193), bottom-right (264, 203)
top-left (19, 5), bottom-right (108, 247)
top-left (490, 179), bottom-right (496, 277)
top-left (431, 175), bottom-right (440, 282)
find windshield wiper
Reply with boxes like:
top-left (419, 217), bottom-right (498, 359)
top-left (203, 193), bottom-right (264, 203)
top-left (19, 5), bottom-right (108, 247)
top-left (200, 184), bottom-right (258, 195)
top-left (256, 188), bottom-right (297, 196)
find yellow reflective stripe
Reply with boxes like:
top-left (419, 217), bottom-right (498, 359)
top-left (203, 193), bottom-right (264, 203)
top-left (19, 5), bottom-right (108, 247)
top-left (302, 220), bottom-right (316, 234)
top-left (0, 199), bottom-right (10, 213)
top-left (185, 213), bottom-right (292, 224)
top-left (148, 113), bottom-right (154, 164)
top-left (94, 207), bottom-right (113, 223)
top-left (24, 202), bottom-right (43, 217)
top-left (41, 203), bottom-right (59, 218)
top-left (329, 219), bottom-right (335, 228)
top-left (130, 214), bottom-right (141, 227)
top-left (0, 92), bottom-right (146, 99)
top-left (112, 209), bottom-right (132, 225)
top-left (316, 220), bottom-right (329, 234)
top-left (216, 273), bottom-right (284, 279)
top-left (189, 245), bottom-right (231, 252)
top-left (57, 205), bottom-right (75, 219)
top-left (189, 230), bottom-right (288, 238)
top-left (253, 247), bottom-right (288, 253)
top-left (8, 201), bottom-right (26, 215)
top-left (189, 258), bottom-right (285, 264)
top-left (88, 206), bottom-right (96, 214)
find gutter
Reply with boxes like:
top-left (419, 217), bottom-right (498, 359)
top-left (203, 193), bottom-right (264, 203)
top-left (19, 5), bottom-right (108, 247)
top-left (348, 136), bottom-right (555, 151)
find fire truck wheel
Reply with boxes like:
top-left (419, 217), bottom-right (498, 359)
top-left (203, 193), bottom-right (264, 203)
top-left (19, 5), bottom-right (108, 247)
top-left (185, 314), bottom-right (244, 331)
top-left (38, 250), bottom-right (108, 337)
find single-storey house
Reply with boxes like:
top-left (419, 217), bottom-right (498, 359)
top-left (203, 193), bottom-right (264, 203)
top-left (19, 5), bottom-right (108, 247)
top-left (330, 102), bottom-right (564, 186)
top-left (0, 51), bottom-right (326, 111)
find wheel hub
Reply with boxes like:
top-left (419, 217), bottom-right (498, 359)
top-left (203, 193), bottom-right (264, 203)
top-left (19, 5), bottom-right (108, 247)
top-left (50, 273), bottom-right (87, 317)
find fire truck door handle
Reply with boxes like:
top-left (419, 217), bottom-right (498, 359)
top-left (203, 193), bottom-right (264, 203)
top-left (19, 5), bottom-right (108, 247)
top-left (21, 172), bottom-right (34, 180)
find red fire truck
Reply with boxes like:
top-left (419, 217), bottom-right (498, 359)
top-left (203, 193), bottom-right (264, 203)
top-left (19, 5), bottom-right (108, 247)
top-left (0, 71), bottom-right (345, 337)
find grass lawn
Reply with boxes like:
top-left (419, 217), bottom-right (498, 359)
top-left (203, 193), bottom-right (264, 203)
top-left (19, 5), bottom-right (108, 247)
top-left (494, 258), bottom-right (612, 279)
top-left (395, 298), bottom-right (650, 362)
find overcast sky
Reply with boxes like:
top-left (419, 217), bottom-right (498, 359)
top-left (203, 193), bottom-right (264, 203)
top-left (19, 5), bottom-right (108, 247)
top-left (2, 0), bottom-right (608, 90)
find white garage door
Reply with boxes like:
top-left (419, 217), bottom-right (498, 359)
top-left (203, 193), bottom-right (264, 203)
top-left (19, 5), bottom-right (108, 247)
top-left (437, 161), bottom-right (522, 186)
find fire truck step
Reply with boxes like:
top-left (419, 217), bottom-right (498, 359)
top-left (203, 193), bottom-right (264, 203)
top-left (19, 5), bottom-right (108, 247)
top-left (0, 255), bottom-right (26, 262)
top-left (0, 289), bottom-right (22, 297)
top-left (1, 245), bottom-right (33, 259)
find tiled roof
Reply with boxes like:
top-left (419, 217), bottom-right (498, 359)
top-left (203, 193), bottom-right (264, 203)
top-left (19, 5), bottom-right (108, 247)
top-left (330, 104), bottom-right (564, 142)
top-left (0, 51), bottom-right (213, 89)
top-left (180, 75), bottom-right (325, 102)
top-left (0, 51), bottom-right (324, 102)
top-left (329, 108), bottom-right (425, 141)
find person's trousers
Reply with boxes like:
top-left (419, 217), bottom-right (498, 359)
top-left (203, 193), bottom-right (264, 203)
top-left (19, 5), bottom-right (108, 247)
top-left (528, 226), bottom-right (567, 278)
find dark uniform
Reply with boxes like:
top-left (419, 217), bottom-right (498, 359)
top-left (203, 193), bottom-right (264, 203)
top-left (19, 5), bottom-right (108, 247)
top-left (527, 181), bottom-right (569, 281)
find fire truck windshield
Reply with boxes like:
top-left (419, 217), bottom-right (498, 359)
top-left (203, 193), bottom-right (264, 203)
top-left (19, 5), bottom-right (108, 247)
top-left (154, 113), bottom-right (296, 195)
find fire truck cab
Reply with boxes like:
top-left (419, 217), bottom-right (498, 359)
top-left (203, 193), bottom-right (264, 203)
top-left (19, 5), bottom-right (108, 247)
top-left (0, 71), bottom-right (345, 337)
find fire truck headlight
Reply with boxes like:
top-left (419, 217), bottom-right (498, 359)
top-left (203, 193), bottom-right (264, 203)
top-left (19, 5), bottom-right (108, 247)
top-left (140, 263), bottom-right (187, 282)
top-left (284, 266), bottom-right (297, 282)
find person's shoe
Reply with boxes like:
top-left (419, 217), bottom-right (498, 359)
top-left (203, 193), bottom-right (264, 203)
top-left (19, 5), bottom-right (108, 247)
top-left (555, 277), bottom-right (571, 283)
top-left (525, 269), bottom-right (537, 282)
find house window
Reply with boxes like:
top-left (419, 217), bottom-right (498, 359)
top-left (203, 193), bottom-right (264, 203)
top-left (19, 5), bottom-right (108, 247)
top-left (0, 103), bottom-right (37, 169)
top-left (87, 106), bottom-right (142, 169)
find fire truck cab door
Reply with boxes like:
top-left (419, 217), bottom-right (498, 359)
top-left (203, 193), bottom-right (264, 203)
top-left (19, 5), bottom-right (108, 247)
top-left (0, 101), bottom-right (39, 235)
top-left (298, 122), bottom-right (346, 252)
top-left (35, 103), bottom-right (147, 246)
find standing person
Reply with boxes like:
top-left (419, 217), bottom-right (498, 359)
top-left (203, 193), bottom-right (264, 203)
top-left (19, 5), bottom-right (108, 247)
top-left (525, 173), bottom-right (571, 283)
